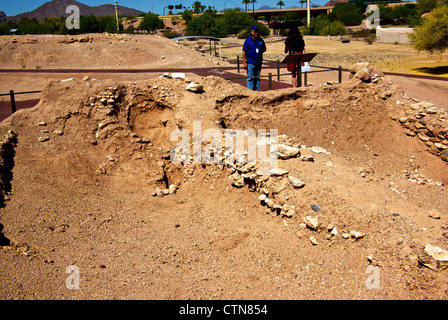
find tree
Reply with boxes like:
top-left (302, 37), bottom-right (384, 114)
top-left (416, 0), bottom-right (439, 14)
top-left (139, 12), bottom-right (164, 31)
top-left (193, 1), bottom-right (205, 13)
top-left (304, 13), bottom-right (346, 36)
top-left (181, 9), bottom-right (194, 22)
top-left (242, 0), bottom-right (251, 12)
top-left (410, 5), bottom-right (448, 54)
top-left (283, 11), bottom-right (300, 21)
top-left (299, 0), bottom-right (307, 8)
top-left (277, 0), bottom-right (285, 9)
top-left (80, 15), bottom-right (100, 33)
top-left (250, 0), bottom-right (257, 13)
top-left (221, 9), bottom-right (254, 34)
top-left (330, 2), bottom-right (364, 26)
top-left (185, 9), bottom-right (228, 37)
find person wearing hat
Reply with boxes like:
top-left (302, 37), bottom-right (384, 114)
top-left (242, 25), bottom-right (267, 91)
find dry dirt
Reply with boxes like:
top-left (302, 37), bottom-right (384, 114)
top-left (0, 33), bottom-right (448, 301)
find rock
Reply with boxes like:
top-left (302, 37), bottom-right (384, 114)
top-left (304, 215), bottom-right (320, 230)
top-left (358, 167), bottom-right (374, 177)
top-left (268, 168), bottom-right (289, 176)
top-left (186, 82), bottom-right (204, 93)
top-left (342, 233), bottom-right (350, 239)
top-left (310, 204), bottom-right (321, 212)
top-left (168, 184), bottom-right (177, 195)
top-left (258, 194), bottom-right (267, 202)
top-left (228, 173), bottom-right (245, 188)
top-left (441, 150), bottom-right (448, 162)
top-left (37, 136), bottom-right (49, 142)
top-left (171, 72), bottom-right (186, 79)
top-left (281, 204), bottom-right (296, 218)
top-left (309, 236), bottom-right (319, 245)
top-left (417, 133), bottom-right (430, 142)
top-left (155, 187), bottom-right (164, 197)
top-left (288, 175), bottom-right (305, 188)
top-left (418, 244), bottom-right (448, 271)
top-left (299, 155), bottom-right (314, 162)
top-left (270, 182), bottom-right (286, 194)
top-left (350, 230), bottom-right (365, 239)
top-left (356, 68), bottom-right (372, 81)
top-left (330, 227), bottom-right (338, 236)
top-left (277, 144), bottom-right (300, 159)
top-left (428, 209), bottom-right (441, 219)
top-left (82, 75), bottom-right (90, 81)
top-left (264, 198), bottom-right (274, 209)
top-left (348, 62), bottom-right (383, 82)
top-left (311, 146), bottom-right (329, 154)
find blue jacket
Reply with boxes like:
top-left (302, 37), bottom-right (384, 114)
top-left (243, 35), bottom-right (266, 65)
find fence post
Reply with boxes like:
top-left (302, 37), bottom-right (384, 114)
top-left (9, 90), bottom-right (16, 114)
top-left (237, 55), bottom-right (240, 73)
top-left (304, 72), bottom-right (307, 87)
top-left (338, 66), bottom-right (342, 83)
top-left (297, 66), bottom-right (302, 87)
top-left (268, 73), bottom-right (272, 90)
top-left (277, 60), bottom-right (280, 81)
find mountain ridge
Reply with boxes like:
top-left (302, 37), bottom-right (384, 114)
top-left (5, 0), bottom-right (144, 21)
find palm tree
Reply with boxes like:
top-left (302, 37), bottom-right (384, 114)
top-left (242, 0), bottom-right (250, 12)
top-left (277, 0), bottom-right (285, 9)
top-left (250, 0), bottom-right (257, 13)
top-left (193, 1), bottom-right (202, 13)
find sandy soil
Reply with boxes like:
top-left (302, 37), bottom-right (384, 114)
top-left (0, 33), bottom-right (448, 302)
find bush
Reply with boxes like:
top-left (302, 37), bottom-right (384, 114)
top-left (307, 14), bottom-right (346, 36)
top-left (411, 5), bottom-right (448, 54)
top-left (186, 10), bottom-right (228, 37)
top-left (237, 29), bottom-right (250, 39)
top-left (163, 30), bottom-right (182, 39)
top-left (139, 12), bottom-right (164, 31)
top-left (330, 2), bottom-right (364, 26)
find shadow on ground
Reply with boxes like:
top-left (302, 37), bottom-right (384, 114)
top-left (413, 66), bottom-right (448, 75)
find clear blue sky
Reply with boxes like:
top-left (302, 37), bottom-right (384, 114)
top-left (1, 0), bottom-right (330, 17)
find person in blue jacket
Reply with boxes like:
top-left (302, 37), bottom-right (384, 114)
top-left (242, 25), bottom-right (267, 91)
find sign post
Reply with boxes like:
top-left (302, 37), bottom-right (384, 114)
top-left (281, 53), bottom-right (318, 87)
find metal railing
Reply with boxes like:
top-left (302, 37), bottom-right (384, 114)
top-left (0, 90), bottom-right (42, 114)
top-left (229, 56), bottom-right (343, 89)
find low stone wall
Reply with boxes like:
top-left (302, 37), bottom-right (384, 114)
top-left (376, 27), bottom-right (414, 44)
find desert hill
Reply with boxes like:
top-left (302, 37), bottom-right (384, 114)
top-left (5, 0), bottom-right (144, 21)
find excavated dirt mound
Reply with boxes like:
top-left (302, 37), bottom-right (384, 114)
top-left (0, 63), bottom-right (448, 300)
top-left (0, 33), bottom-right (228, 70)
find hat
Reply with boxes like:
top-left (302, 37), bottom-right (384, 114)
top-left (251, 25), bottom-right (259, 31)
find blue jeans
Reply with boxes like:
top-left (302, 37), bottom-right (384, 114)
top-left (246, 64), bottom-right (262, 91)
